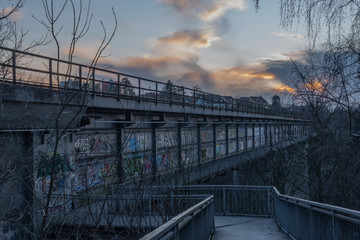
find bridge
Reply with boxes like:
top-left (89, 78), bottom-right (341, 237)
top-left (0, 47), bottom-right (311, 239)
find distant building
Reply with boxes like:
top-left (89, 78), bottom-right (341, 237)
top-left (239, 96), bottom-right (270, 106)
top-left (272, 95), bottom-right (281, 107)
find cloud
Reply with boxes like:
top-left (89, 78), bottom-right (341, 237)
top-left (152, 29), bottom-right (221, 57)
top-left (158, 0), bottom-right (203, 14)
top-left (199, 0), bottom-right (248, 22)
top-left (2, 7), bottom-right (22, 21)
top-left (159, 0), bottom-right (248, 22)
top-left (272, 32), bottom-right (304, 40)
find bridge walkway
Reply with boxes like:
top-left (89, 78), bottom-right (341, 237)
top-left (213, 216), bottom-right (288, 240)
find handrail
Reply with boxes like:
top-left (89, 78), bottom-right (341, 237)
top-left (139, 195), bottom-right (214, 240)
top-left (0, 46), bottom-right (305, 120)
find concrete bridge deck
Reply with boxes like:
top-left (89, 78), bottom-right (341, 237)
top-left (213, 216), bottom-right (288, 240)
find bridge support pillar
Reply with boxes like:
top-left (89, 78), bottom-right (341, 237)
top-left (0, 132), bottom-right (34, 240)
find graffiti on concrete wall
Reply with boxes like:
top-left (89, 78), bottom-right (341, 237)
top-left (229, 127), bottom-right (236, 139)
top-left (261, 126), bottom-right (265, 145)
top-left (201, 128), bottom-right (213, 142)
top-left (216, 143), bottom-right (226, 156)
top-left (36, 152), bottom-right (74, 212)
top-left (182, 146), bottom-right (198, 165)
top-left (124, 131), bottom-right (152, 152)
top-left (157, 151), bottom-right (176, 171)
top-left (181, 128), bottom-right (197, 145)
top-left (201, 144), bottom-right (213, 161)
top-left (247, 125), bottom-right (253, 148)
top-left (75, 160), bottom-right (116, 192)
top-left (216, 127), bottom-right (226, 140)
top-left (75, 134), bottom-right (116, 155)
top-left (229, 140), bottom-right (237, 153)
top-left (238, 126), bottom-right (246, 151)
top-left (254, 126), bottom-right (260, 147)
top-left (158, 129), bottom-right (178, 148)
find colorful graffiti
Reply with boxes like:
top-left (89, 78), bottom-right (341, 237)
top-left (157, 151), bottom-right (176, 171)
top-left (75, 134), bottom-right (116, 155)
top-left (216, 127), bottom-right (226, 140)
top-left (36, 152), bottom-right (74, 212)
top-left (75, 160), bottom-right (116, 192)
top-left (124, 131), bottom-right (152, 152)
top-left (201, 145), bottom-right (213, 161)
top-left (123, 155), bottom-right (143, 178)
top-left (229, 140), bottom-right (237, 153)
top-left (201, 128), bottom-right (213, 142)
top-left (238, 140), bottom-right (245, 151)
top-left (181, 128), bottom-right (197, 145)
top-left (158, 129), bottom-right (177, 148)
top-left (229, 127), bottom-right (236, 139)
top-left (216, 143), bottom-right (226, 156)
top-left (182, 146), bottom-right (198, 164)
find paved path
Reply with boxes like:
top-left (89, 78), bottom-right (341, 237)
top-left (212, 216), bottom-right (289, 240)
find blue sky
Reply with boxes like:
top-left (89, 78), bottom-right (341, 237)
top-left (6, 0), bottom-right (305, 98)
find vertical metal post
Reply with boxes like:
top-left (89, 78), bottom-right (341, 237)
top-left (138, 78), bottom-right (141, 102)
top-left (223, 186), bottom-right (226, 215)
top-left (12, 50), bottom-right (16, 83)
top-left (117, 74), bottom-right (120, 100)
top-left (225, 124), bottom-right (229, 156)
top-left (203, 92), bottom-right (205, 109)
top-left (236, 123), bottom-right (239, 153)
top-left (182, 87), bottom-right (185, 106)
top-left (177, 125), bottom-right (182, 168)
top-left (213, 124), bottom-right (217, 160)
top-left (152, 127), bottom-right (157, 174)
top-left (244, 123), bottom-right (248, 150)
top-left (79, 65), bottom-right (82, 91)
top-left (170, 84), bottom-right (172, 105)
top-left (155, 82), bottom-right (158, 104)
top-left (92, 68), bottom-right (95, 96)
top-left (267, 188), bottom-right (270, 216)
top-left (310, 206), bottom-right (314, 240)
top-left (49, 59), bottom-right (52, 88)
top-left (193, 90), bottom-right (196, 108)
top-left (197, 124), bottom-right (201, 164)
top-left (332, 210), bottom-right (336, 240)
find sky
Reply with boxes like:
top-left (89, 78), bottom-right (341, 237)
top-left (4, 0), bottom-right (306, 100)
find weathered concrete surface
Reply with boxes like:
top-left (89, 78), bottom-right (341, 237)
top-left (213, 216), bottom-right (288, 240)
top-left (0, 84), bottom-right (89, 129)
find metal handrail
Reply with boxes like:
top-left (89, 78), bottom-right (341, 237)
top-left (139, 195), bottom-right (214, 240)
top-left (0, 46), bottom-right (304, 120)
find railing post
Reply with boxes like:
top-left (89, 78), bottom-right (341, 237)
top-left (79, 65), bottom-right (82, 91)
top-left (332, 210), bottom-right (336, 240)
top-left (49, 59), bottom-right (52, 88)
top-left (170, 84), bottom-right (172, 105)
top-left (267, 188), bottom-right (270, 215)
top-left (12, 50), bottom-right (16, 83)
top-left (182, 87), bottom-right (185, 106)
top-left (310, 205), bottom-right (314, 240)
top-left (203, 92), bottom-right (205, 109)
top-left (155, 82), bottom-right (158, 104)
top-left (193, 90), bottom-right (196, 108)
top-left (222, 186), bottom-right (226, 215)
top-left (211, 94), bottom-right (214, 110)
top-left (117, 74), bottom-right (120, 100)
top-left (92, 68), bottom-right (95, 96)
top-left (138, 78), bottom-right (141, 102)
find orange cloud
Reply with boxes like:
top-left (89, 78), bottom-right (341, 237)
top-left (304, 80), bottom-right (325, 92)
top-left (155, 29), bottom-right (220, 50)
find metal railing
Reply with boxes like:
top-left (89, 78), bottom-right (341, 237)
top-left (274, 188), bottom-right (360, 240)
top-left (0, 46), bottom-right (301, 119)
top-left (139, 195), bottom-right (214, 240)
top-left (114, 185), bottom-right (360, 239)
